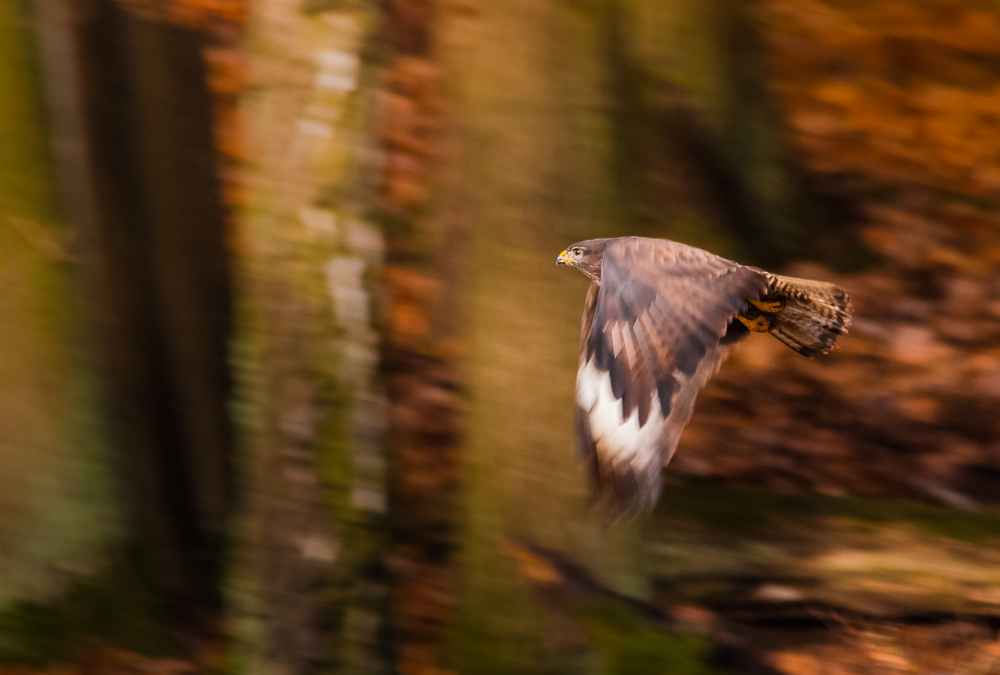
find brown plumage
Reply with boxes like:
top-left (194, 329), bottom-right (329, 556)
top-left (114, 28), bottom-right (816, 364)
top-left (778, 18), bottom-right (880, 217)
top-left (557, 237), bottom-right (851, 516)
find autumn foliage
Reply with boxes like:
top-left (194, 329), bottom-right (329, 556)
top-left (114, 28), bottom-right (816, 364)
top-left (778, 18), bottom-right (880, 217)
top-left (671, 0), bottom-right (1000, 514)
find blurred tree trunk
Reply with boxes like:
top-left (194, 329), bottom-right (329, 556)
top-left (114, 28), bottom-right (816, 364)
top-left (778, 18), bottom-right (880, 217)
top-left (377, 3), bottom-right (466, 675)
top-left (227, 0), bottom-right (391, 671)
top-left (25, 0), bottom-right (394, 667)
top-left (603, 0), bottom-right (802, 263)
top-left (66, 0), bottom-right (237, 609)
top-left (0, 0), bottom-right (120, 599)
top-left (0, 0), bottom-right (126, 656)
top-left (0, 0), bottom-right (242, 659)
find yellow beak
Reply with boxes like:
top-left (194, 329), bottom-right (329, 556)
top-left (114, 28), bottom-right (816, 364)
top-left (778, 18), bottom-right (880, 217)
top-left (556, 249), bottom-right (568, 264)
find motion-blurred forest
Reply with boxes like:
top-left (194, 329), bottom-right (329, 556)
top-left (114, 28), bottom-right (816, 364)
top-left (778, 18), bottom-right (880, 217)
top-left (2, 0), bottom-right (1000, 672)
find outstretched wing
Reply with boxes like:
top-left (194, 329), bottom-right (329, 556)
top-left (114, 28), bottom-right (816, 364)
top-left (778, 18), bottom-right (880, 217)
top-left (575, 237), bottom-right (767, 515)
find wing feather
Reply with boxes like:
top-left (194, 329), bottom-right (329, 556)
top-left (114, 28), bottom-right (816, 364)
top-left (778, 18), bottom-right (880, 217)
top-left (574, 237), bottom-right (767, 515)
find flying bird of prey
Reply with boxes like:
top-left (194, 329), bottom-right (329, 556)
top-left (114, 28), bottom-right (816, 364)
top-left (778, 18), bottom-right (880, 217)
top-left (557, 237), bottom-right (851, 516)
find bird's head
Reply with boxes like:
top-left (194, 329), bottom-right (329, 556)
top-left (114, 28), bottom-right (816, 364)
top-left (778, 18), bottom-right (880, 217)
top-left (557, 239), bottom-right (606, 282)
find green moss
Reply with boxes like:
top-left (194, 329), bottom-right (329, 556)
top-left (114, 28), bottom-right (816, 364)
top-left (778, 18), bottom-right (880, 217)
top-left (609, 633), bottom-right (718, 675)
top-left (0, 550), bottom-right (172, 667)
top-left (0, 601), bottom-right (67, 667)
top-left (582, 602), bottom-right (722, 675)
top-left (447, 612), bottom-right (543, 675)
top-left (655, 481), bottom-right (1000, 542)
top-left (450, 596), bottom-right (725, 675)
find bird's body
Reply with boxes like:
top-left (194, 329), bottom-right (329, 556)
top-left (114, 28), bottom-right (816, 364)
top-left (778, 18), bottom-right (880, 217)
top-left (557, 237), bottom-right (851, 515)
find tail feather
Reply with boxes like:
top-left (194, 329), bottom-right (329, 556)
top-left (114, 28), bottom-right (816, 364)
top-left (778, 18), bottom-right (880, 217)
top-left (763, 274), bottom-right (852, 357)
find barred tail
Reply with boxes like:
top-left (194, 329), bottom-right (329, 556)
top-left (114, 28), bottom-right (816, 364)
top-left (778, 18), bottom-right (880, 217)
top-left (764, 274), bottom-right (852, 357)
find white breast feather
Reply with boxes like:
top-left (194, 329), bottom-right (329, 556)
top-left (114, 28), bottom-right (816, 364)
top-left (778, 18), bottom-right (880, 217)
top-left (576, 358), bottom-right (666, 477)
top-left (576, 344), bottom-right (728, 480)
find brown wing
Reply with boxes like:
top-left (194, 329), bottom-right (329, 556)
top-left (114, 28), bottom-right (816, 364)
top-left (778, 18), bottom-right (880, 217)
top-left (575, 237), bottom-right (767, 515)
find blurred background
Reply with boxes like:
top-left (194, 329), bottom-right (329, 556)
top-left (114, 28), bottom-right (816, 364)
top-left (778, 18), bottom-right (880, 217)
top-left (2, 0), bottom-right (1000, 672)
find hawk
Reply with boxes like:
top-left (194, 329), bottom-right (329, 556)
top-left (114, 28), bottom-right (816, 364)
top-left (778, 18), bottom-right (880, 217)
top-left (557, 237), bottom-right (851, 516)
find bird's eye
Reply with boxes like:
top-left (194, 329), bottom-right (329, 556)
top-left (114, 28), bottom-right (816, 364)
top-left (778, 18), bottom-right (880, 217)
top-left (572, 248), bottom-right (582, 255)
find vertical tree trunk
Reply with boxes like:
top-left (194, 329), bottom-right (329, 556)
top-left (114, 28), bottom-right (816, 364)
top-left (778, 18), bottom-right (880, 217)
top-left (227, 0), bottom-right (391, 670)
top-left (0, 0), bottom-right (122, 641)
top-left (68, 1), bottom-right (237, 607)
top-left (6, 0), bottom-right (245, 657)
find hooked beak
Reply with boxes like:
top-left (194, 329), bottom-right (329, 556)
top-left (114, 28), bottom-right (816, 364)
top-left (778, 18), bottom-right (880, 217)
top-left (556, 249), bottom-right (568, 265)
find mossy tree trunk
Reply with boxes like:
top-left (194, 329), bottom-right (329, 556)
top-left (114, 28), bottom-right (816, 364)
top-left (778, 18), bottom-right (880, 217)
top-left (227, 0), bottom-right (391, 671)
top-left (0, 0), bottom-right (121, 606)
top-left (0, 0), bottom-right (244, 660)
top-left (0, 0), bottom-right (138, 662)
top-left (67, 0), bottom-right (236, 608)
